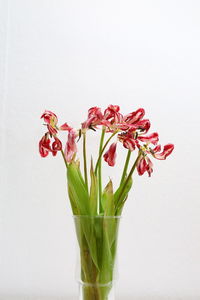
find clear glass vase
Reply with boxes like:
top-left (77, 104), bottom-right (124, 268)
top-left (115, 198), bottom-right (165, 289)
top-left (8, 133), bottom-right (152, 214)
top-left (73, 215), bottom-right (121, 300)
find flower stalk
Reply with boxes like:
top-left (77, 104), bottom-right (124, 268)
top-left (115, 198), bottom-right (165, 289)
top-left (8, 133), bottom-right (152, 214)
top-left (120, 150), bottom-right (131, 185)
top-left (94, 131), bottom-right (118, 175)
top-left (98, 127), bottom-right (106, 212)
top-left (83, 132), bottom-right (89, 193)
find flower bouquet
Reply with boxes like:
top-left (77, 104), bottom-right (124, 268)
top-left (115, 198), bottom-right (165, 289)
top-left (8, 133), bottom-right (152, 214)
top-left (39, 105), bottom-right (174, 300)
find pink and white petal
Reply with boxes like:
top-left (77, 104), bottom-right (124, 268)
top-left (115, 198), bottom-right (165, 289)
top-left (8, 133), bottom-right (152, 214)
top-left (153, 144), bottom-right (174, 160)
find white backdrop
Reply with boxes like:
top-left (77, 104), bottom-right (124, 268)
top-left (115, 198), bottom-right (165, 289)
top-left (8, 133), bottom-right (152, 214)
top-left (0, 0), bottom-right (200, 299)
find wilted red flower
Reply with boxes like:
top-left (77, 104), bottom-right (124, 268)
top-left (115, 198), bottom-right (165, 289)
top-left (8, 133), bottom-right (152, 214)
top-left (65, 129), bottom-right (78, 163)
top-left (104, 105), bottom-right (123, 126)
top-left (41, 110), bottom-right (58, 125)
top-left (39, 134), bottom-right (62, 157)
top-left (41, 110), bottom-right (58, 135)
top-left (123, 108), bottom-right (145, 125)
top-left (82, 106), bottom-right (103, 129)
top-left (103, 142), bottom-right (117, 166)
top-left (137, 156), bottom-right (153, 177)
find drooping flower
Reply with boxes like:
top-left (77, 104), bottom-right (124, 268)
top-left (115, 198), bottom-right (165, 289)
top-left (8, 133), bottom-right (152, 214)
top-left (137, 156), bottom-right (153, 177)
top-left (103, 142), bottom-right (117, 167)
top-left (152, 144), bottom-right (174, 160)
top-left (39, 134), bottom-right (62, 157)
top-left (123, 108), bottom-right (145, 125)
top-left (41, 110), bottom-right (58, 135)
top-left (104, 105), bottom-right (123, 124)
top-left (65, 129), bottom-right (78, 163)
top-left (136, 142), bottom-right (174, 176)
top-left (41, 110), bottom-right (58, 125)
top-left (82, 106), bottom-right (104, 129)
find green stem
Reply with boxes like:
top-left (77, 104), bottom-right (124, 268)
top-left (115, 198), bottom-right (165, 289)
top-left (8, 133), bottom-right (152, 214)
top-left (120, 150), bottom-right (131, 185)
top-left (98, 128), bottom-right (106, 212)
top-left (94, 131), bottom-right (118, 175)
top-left (83, 132), bottom-right (89, 193)
top-left (61, 149), bottom-right (68, 169)
top-left (116, 151), bottom-right (142, 212)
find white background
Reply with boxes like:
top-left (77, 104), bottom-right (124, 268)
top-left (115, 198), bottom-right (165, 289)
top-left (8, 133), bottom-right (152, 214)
top-left (0, 0), bottom-right (200, 299)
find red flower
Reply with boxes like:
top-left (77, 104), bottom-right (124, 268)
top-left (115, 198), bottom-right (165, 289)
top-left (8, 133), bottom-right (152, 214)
top-left (82, 106), bottom-right (103, 129)
top-left (41, 110), bottom-right (58, 135)
top-left (103, 142), bottom-right (117, 166)
top-left (123, 108), bottom-right (145, 125)
top-left (138, 132), bottom-right (159, 145)
top-left (41, 110), bottom-right (58, 125)
top-left (137, 156), bottom-right (153, 177)
top-left (65, 129), bottom-right (78, 163)
top-left (152, 144), bottom-right (174, 160)
top-left (104, 105), bottom-right (123, 124)
top-left (39, 134), bottom-right (62, 157)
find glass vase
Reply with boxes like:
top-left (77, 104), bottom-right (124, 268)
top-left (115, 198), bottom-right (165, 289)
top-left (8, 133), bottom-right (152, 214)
top-left (73, 215), bottom-right (121, 300)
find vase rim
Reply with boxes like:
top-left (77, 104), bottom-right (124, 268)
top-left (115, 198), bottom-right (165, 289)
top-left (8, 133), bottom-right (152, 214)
top-left (73, 214), bottom-right (121, 219)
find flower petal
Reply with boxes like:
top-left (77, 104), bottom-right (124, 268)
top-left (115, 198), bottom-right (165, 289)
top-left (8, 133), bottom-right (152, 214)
top-left (153, 144), bottom-right (174, 160)
top-left (39, 134), bottom-right (51, 157)
top-left (103, 142), bottom-right (117, 167)
top-left (137, 156), bottom-right (153, 177)
top-left (123, 108), bottom-right (145, 124)
top-left (59, 123), bottom-right (72, 131)
top-left (138, 132), bottom-right (159, 145)
top-left (64, 129), bottom-right (78, 163)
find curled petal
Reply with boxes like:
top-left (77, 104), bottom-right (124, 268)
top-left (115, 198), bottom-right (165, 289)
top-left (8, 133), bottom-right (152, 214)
top-left (138, 132), bottom-right (159, 145)
top-left (153, 144), bottom-right (174, 160)
top-left (47, 124), bottom-right (58, 135)
top-left (52, 137), bottom-right (62, 153)
top-left (118, 132), bottom-right (136, 151)
top-left (123, 137), bottom-right (136, 151)
top-left (41, 110), bottom-right (58, 135)
top-left (137, 156), bottom-right (153, 177)
top-left (104, 105), bottom-right (123, 124)
top-left (103, 142), bottom-right (117, 167)
top-left (65, 129), bottom-right (78, 163)
top-left (82, 106), bottom-right (103, 129)
top-left (41, 110), bottom-right (58, 126)
top-left (123, 108), bottom-right (145, 124)
top-left (39, 134), bottom-right (51, 157)
top-left (59, 123), bottom-right (72, 131)
top-left (152, 144), bottom-right (161, 153)
top-left (135, 119), bottom-right (151, 133)
top-left (88, 106), bottom-right (103, 119)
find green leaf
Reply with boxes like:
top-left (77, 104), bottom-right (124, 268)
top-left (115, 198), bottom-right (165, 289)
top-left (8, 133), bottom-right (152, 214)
top-left (68, 160), bottom-right (99, 271)
top-left (102, 180), bottom-right (115, 216)
top-left (114, 176), bottom-right (133, 215)
top-left (67, 160), bottom-right (89, 215)
top-left (89, 158), bottom-right (98, 215)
